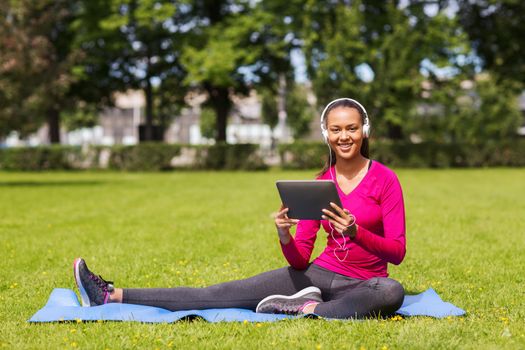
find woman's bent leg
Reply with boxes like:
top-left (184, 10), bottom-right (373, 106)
top-left (122, 266), bottom-right (318, 311)
top-left (315, 277), bottom-right (404, 319)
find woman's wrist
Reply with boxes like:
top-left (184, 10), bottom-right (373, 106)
top-left (277, 229), bottom-right (292, 244)
top-left (343, 223), bottom-right (358, 239)
top-left (352, 224), bottom-right (359, 239)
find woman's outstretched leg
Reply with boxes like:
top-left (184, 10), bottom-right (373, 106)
top-left (73, 258), bottom-right (320, 311)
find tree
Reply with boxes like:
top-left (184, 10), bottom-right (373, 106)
top-left (199, 107), bottom-right (217, 140)
top-left (402, 1), bottom-right (522, 143)
top-left (261, 89), bottom-right (279, 131)
top-left (410, 73), bottom-right (521, 143)
top-left (91, 0), bottom-right (186, 141)
top-left (0, 0), bottom-right (82, 142)
top-left (457, 0), bottom-right (525, 89)
top-left (181, 0), bottom-right (304, 143)
top-left (0, 0), bottom-right (129, 143)
top-left (0, 0), bottom-right (305, 144)
top-left (285, 84), bottom-right (315, 139)
top-left (246, 0), bottom-right (307, 142)
top-left (260, 82), bottom-right (315, 140)
top-left (301, 1), bottom-right (472, 140)
top-left (179, 1), bottom-right (258, 142)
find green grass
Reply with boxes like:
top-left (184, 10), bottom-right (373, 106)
top-left (0, 168), bottom-right (524, 349)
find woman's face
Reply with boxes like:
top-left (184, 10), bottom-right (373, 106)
top-left (325, 106), bottom-right (364, 161)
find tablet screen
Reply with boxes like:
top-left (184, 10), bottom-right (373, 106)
top-left (276, 180), bottom-right (342, 220)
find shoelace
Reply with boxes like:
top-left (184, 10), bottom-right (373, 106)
top-left (89, 273), bottom-right (114, 292)
top-left (277, 302), bottom-right (304, 315)
top-left (282, 306), bottom-right (301, 315)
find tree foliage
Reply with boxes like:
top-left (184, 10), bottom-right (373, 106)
top-left (90, 0), bottom-right (186, 140)
top-left (180, 0), bottom-right (302, 142)
top-left (301, 1), bottom-right (478, 140)
top-left (0, 0), bottom-right (523, 145)
top-left (0, 0), bottom-right (83, 141)
top-left (457, 0), bottom-right (525, 88)
top-left (408, 73), bottom-right (521, 143)
top-left (285, 84), bottom-right (315, 139)
top-left (260, 89), bottom-right (279, 130)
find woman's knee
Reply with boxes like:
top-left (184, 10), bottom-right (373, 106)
top-left (382, 278), bottom-right (405, 309)
top-left (370, 277), bottom-right (405, 310)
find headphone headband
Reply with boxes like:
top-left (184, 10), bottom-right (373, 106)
top-left (320, 98), bottom-right (371, 140)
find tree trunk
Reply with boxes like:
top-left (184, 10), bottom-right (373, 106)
top-left (144, 76), bottom-right (153, 142)
top-left (207, 85), bottom-right (231, 143)
top-left (276, 73), bottom-right (291, 142)
top-left (143, 48), bottom-right (154, 142)
top-left (47, 108), bottom-right (60, 144)
top-left (387, 121), bottom-right (403, 140)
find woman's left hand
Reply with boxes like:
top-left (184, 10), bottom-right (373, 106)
top-left (321, 202), bottom-right (358, 238)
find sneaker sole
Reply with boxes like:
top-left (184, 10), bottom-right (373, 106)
top-left (73, 258), bottom-right (90, 307)
top-left (255, 286), bottom-right (322, 313)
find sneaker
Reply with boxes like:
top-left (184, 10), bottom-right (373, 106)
top-left (256, 286), bottom-right (323, 315)
top-left (73, 258), bottom-right (114, 307)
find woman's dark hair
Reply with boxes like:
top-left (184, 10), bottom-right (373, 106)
top-left (318, 99), bottom-right (370, 177)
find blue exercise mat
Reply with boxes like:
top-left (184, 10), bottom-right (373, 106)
top-left (396, 288), bottom-right (465, 318)
top-left (29, 288), bottom-right (465, 323)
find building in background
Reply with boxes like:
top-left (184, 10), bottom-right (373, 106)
top-left (165, 90), bottom-right (275, 147)
top-left (3, 90), bottom-right (278, 147)
top-left (3, 88), bottom-right (524, 148)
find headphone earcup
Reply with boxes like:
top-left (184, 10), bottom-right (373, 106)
top-left (363, 124), bottom-right (370, 138)
top-left (321, 129), bottom-right (329, 143)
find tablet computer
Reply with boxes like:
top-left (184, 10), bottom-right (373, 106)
top-left (276, 180), bottom-right (342, 220)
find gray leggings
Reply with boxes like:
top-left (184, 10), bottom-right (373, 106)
top-left (123, 263), bottom-right (404, 319)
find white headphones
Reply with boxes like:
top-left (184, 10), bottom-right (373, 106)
top-left (320, 98), bottom-right (371, 143)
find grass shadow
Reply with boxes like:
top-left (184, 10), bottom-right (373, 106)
top-left (0, 180), bottom-right (107, 187)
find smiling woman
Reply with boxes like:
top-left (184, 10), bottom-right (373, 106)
top-left (72, 98), bottom-right (407, 320)
top-left (271, 98), bottom-right (406, 317)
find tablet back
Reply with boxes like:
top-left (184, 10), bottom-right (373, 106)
top-left (276, 180), bottom-right (342, 220)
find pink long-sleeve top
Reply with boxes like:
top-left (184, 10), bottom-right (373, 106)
top-left (280, 161), bottom-right (406, 280)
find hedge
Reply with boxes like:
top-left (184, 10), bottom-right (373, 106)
top-left (108, 143), bottom-right (181, 171)
top-left (1, 140), bottom-right (524, 171)
top-left (278, 142), bottom-right (328, 170)
top-left (0, 143), bottom-right (267, 171)
top-left (0, 145), bottom-right (82, 171)
top-left (278, 140), bottom-right (525, 169)
top-left (190, 143), bottom-right (268, 170)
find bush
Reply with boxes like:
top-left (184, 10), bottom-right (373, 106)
top-left (1, 139), bottom-right (524, 171)
top-left (190, 143), bottom-right (268, 170)
top-left (0, 145), bottom-right (82, 171)
top-left (278, 142), bottom-right (328, 169)
top-left (279, 139), bottom-right (525, 169)
top-left (108, 143), bottom-right (181, 171)
top-left (0, 143), bottom-right (267, 171)
top-left (373, 141), bottom-right (458, 168)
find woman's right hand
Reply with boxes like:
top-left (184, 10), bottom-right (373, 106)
top-left (274, 206), bottom-right (299, 244)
